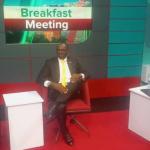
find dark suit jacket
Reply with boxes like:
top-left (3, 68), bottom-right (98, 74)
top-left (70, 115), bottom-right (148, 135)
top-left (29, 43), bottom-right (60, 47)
top-left (37, 56), bottom-right (87, 85)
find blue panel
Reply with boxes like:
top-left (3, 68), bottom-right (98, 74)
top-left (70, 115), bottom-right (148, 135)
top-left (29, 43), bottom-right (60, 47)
top-left (109, 20), bottom-right (145, 31)
top-left (109, 32), bottom-right (145, 43)
top-left (4, 0), bottom-right (79, 5)
top-left (143, 43), bottom-right (150, 64)
top-left (110, 7), bottom-right (146, 19)
top-left (110, 0), bottom-right (147, 6)
top-left (108, 55), bottom-right (143, 67)
top-left (4, 0), bottom-right (21, 5)
top-left (108, 66), bottom-right (141, 78)
top-left (108, 44), bottom-right (144, 55)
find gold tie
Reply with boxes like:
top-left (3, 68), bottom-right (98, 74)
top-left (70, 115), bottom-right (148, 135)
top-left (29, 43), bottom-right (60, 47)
top-left (61, 59), bottom-right (67, 87)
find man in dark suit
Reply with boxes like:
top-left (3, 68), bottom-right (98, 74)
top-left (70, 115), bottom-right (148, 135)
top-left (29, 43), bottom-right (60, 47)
top-left (37, 43), bottom-right (87, 146)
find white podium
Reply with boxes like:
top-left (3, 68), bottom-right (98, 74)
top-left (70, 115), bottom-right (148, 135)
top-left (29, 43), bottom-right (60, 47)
top-left (3, 91), bottom-right (44, 150)
top-left (128, 85), bottom-right (150, 141)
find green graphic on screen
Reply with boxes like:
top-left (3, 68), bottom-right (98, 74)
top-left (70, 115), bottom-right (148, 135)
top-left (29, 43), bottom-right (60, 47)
top-left (4, 0), bottom-right (92, 44)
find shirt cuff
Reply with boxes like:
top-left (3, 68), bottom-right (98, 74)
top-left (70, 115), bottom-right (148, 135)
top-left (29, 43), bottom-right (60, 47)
top-left (80, 73), bottom-right (85, 79)
top-left (44, 80), bottom-right (51, 87)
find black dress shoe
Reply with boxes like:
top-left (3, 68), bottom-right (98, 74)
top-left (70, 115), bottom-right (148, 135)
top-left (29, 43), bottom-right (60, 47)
top-left (63, 131), bottom-right (74, 146)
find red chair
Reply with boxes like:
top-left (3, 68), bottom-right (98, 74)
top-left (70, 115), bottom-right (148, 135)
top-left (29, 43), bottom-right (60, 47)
top-left (43, 81), bottom-right (91, 141)
top-left (66, 81), bottom-right (91, 134)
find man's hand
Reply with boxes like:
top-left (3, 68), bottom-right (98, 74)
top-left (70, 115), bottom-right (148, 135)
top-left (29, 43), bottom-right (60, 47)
top-left (50, 83), bottom-right (68, 94)
top-left (70, 73), bottom-right (82, 83)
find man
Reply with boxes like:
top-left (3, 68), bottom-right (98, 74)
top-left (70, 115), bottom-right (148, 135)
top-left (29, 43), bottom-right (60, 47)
top-left (37, 43), bottom-right (87, 146)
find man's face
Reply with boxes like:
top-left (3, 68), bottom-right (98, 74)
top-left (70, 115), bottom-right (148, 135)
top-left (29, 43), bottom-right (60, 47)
top-left (56, 43), bottom-right (68, 59)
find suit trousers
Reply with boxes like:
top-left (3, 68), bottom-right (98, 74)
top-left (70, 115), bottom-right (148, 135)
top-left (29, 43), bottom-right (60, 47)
top-left (48, 80), bottom-right (82, 133)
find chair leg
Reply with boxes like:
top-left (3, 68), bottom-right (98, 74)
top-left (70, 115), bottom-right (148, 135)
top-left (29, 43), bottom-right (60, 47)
top-left (54, 116), bottom-right (90, 143)
top-left (70, 116), bottom-right (90, 135)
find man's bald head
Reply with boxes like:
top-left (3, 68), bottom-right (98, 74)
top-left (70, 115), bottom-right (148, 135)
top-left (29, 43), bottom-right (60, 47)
top-left (56, 43), bottom-right (69, 59)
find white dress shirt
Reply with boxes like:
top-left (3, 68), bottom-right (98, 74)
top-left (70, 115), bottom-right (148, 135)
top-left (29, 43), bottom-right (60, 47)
top-left (58, 58), bottom-right (71, 84)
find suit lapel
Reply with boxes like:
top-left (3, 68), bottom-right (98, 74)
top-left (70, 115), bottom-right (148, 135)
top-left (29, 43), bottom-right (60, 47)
top-left (54, 58), bottom-right (60, 82)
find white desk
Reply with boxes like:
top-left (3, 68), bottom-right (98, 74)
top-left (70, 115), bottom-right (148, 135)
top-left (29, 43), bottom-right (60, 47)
top-left (3, 91), bottom-right (44, 150)
top-left (128, 85), bottom-right (150, 141)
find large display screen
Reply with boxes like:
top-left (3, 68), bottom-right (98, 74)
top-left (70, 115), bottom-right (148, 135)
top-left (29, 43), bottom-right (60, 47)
top-left (3, 0), bottom-right (92, 44)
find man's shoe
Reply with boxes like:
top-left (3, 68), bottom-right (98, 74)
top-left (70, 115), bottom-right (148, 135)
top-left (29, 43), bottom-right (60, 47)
top-left (63, 131), bottom-right (74, 146)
